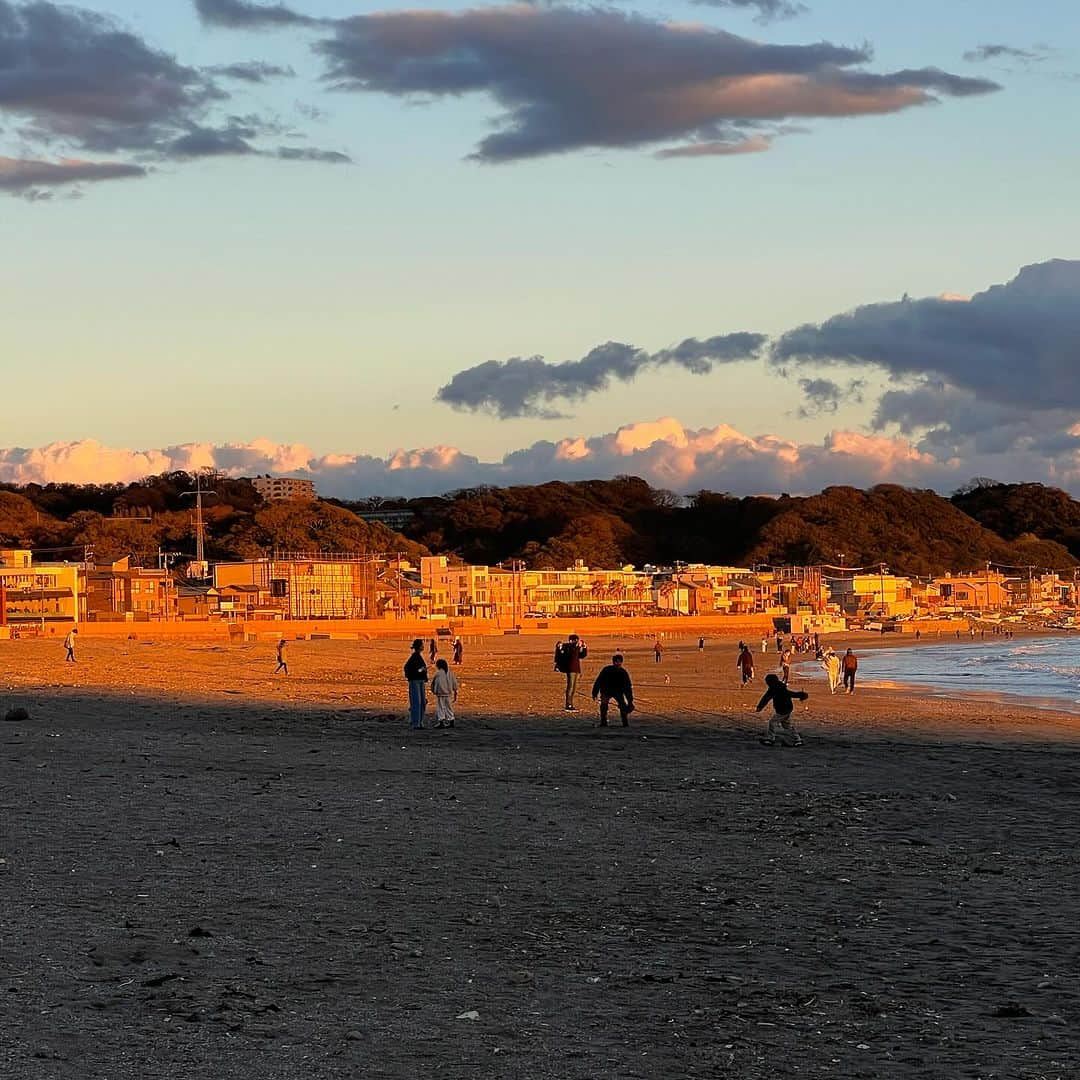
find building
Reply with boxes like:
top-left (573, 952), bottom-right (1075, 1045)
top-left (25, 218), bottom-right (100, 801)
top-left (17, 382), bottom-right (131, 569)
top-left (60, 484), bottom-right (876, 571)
top-left (932, 570), bottom-right (1011, 613)
top-left (0, 549), bottom-right (84, 628)
top-left (488, 561), bottom-right (654, 623)
top-left (828, 571), bottom-right (915, 619)
top-left (250, 475), bottom-right (317, 502)
top-left (419, 556), bottom-right (492, 619)
top-left (213, 553), bottom-right (382, 619)
top-left (357, 508), bottom-right (416, 532)
top-left (85, 557), bottom-right (177, 621)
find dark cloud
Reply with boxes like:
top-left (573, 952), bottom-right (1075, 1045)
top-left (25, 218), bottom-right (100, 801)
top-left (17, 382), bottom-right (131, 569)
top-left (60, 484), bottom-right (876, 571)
top-left (963, 44), bottom-right (1046, 64)
top-left (774, 260), bottom-right (1080, 413)
top-left (0, 2), bottom-right (348, 194)
top-left (316, 6), bottom-right (999, 162)
top-left (796, 377), bottom-right (864, 418)
top-left (0, 154), bottom-right (145, 192)
top-left (167, 123), bottom-right (350, 162)
top-left (0, 1), bottom-right (218, 151)
top-left (690, 0), bottom-right (808, 21)
top-left (208, 61), bottom-right (295, 82)
top-left (193, 0), bottom-right (322, 28)
top-left (276, 146), bottom-right (350, 162)
top-left (167, 123), bottom-right (258, 157)
top-left (436, 333), bottom-right (767, 419)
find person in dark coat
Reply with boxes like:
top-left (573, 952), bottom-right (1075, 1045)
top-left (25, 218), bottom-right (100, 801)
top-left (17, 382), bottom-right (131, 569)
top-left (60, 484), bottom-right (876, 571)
top-left (755, 673), bottom-right (807, 746)
top-left (591, 654), bottom-right (634, 727)
top-left (404, 638), bottom-right (429, 729)
top-left (557, 633), bottom-right (584, 710)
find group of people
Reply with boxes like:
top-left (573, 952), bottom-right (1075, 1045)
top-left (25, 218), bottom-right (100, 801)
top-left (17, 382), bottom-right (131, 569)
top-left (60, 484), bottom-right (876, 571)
top-left (400, 628), bottom-right (866, 743)
top-left (404, 638), bottom-right (461, 729)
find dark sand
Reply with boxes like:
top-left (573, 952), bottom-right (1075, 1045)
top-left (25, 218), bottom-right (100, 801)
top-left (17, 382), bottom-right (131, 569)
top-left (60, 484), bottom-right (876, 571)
top-left (2, 634), bottom-right (1079, 1078)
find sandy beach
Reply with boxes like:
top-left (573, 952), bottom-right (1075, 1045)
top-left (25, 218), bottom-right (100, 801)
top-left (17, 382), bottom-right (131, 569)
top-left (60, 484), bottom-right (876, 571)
top-left (2, 632), bottom-right (1079, 1078)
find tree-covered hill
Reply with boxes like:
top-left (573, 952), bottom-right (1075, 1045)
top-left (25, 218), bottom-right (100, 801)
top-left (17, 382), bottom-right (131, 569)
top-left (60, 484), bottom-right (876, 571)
top-left (3, 473), bottom-right (1078, 575)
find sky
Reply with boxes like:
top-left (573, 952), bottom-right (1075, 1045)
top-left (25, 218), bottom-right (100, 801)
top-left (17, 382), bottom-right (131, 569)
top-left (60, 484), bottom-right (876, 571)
top-left (1, 0), bottom-right (1078, 497)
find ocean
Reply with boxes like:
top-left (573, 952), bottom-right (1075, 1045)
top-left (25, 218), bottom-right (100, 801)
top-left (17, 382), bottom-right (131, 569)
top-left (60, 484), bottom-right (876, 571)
top-left (831, 635), bottom-right (1080, 711)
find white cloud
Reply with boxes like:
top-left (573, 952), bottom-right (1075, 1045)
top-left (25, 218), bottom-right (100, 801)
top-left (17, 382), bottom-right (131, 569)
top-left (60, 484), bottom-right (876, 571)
top-left (0, 418), bottom-right (1049, 499)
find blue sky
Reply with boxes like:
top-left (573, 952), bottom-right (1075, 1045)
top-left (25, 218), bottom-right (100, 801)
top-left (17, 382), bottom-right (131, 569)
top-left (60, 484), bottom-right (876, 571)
top-left (1, 0), bottom-right (1078, 495)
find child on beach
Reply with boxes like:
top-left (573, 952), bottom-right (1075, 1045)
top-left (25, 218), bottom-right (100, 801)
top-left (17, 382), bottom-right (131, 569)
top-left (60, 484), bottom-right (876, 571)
top-left (756, 673), bottom-right (808, 747)
top-left (275, 638), bottom-right (288, 675)
top-left (431, 658), bottom-right (459, 729)
top-left (736, 643), bottom-right (755, 685)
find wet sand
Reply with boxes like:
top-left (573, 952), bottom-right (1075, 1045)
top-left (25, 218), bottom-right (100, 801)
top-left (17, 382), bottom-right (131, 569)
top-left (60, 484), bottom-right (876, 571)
top-left (2, 634), bottom-right (1079, 1078)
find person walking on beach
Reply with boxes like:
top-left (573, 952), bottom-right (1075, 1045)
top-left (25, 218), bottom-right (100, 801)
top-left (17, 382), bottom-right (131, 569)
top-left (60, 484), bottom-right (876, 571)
top-left (653, 639), bottom-right (663, 664)
top-left (775, 632), bottom-right (784, 654)
top-left (756, 673), bottom-right (808, 747)
top-left (63, 627), bottom-right (77, 663)
top-left (557, 633), bottom-right (584, 711)
top-left (761, 635), bottom-right (769, 654)
top-left (822, 648), bottom-right (841, 694)
top-left (431, 658), bottom-right (459, 729)
top-left (428, 637), bottom-right (438, 663)
top-left (699, 635), bottom-right (705, 652)
top-left (591, 653), bottom-right (635, 727)
top-left (737, 643), bottom-right (755, 685)
top-left (452, 637), bottom-right (463, 665)
top-left (780, 646), bottom-right (793, 684)
top-left (404, 638), bottom-right (429, 729)
top-left (842, 648), bottom-right (858, 694)
top-left (275, 638), bottom-right (288, 676)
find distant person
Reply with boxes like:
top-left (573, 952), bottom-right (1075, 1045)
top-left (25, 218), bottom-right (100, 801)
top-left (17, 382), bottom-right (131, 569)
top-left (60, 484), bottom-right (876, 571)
top-left (775, 633), bottom-right (784, 654)
top-left (761, 636), bottom-right (769, 654)
top-left (756, 673), bottom-right (808, 747)
top-left (699, 636), bottom-right (705, 652)
top-left (842, 648), bottom-right (858, 694)
top-left (431, 658), bottom-right (460, 729)
top-left (556, 633), bottom-right (585, 711)
top-left (780, 647), bottom-right (793, 684)
top-left (915, 629), bottom-right (921, 641)
top-left (591, 653), bottom-right (635, 727)
top-left (275, 638), bottom-right (288, 676)
top-left (429, 637), bottom-right (438, 663)
top-left (653, 640), bottom-right (664, 664)
top-left (452, 637), bottom-right (463, 665)
top-left (404, 638), bottom-right (429, 729)
top-left (553, 640), bottom-right (564, 671)
top-left (737, 643), bottom-right (755, 685)
top-left (63, 627), bottom-right (77, 663)
top-left (822, 648), bottom-right (841, 694)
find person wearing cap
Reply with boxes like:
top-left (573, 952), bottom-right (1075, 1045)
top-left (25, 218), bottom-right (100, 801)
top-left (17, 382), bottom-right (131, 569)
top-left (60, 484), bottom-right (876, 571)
top-left (404, 638), bottom-right (429, 729)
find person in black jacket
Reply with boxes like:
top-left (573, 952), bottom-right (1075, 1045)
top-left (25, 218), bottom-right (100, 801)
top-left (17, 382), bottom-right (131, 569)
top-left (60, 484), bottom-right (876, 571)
top-left (755, 673), bottom-right (807, 746)
top-left (404, 638), bottom-right (429, 729)
top-left (591, 654), bottom-right (634, 727)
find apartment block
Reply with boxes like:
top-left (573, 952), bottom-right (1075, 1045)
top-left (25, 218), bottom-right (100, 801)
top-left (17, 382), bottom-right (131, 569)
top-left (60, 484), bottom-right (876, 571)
top-left (250, 475), bottom-right (317, 502)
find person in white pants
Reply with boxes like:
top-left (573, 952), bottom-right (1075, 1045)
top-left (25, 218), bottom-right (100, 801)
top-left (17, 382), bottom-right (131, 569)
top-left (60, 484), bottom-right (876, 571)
top-left (431, 659), bottom-right (460, 729)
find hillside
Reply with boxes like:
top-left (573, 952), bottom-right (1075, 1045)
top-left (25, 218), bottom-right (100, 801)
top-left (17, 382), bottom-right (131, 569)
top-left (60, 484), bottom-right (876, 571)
top-left (0, 473), bottom-right (425, 567)
top-left (952, 481), bottom-right (1080, 559)
top-left (3, 474), bottom-right (1078, 575)
top-left (347, 479), bottom-right (1078, 575)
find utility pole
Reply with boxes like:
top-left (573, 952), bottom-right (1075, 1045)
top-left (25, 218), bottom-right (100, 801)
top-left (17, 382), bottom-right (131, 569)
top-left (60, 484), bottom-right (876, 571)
top-left (180, 473), bottom-right (217, 576)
